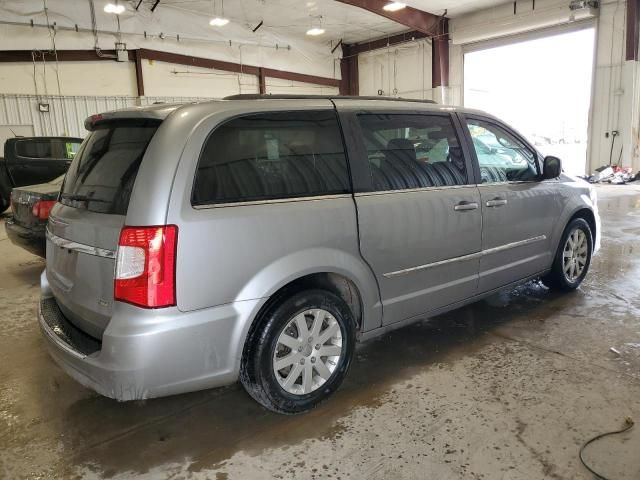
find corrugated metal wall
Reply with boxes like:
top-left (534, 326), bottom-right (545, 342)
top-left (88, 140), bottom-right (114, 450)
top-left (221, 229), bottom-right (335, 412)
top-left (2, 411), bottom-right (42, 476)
top-left (0, 94), bottom-right (212, 138)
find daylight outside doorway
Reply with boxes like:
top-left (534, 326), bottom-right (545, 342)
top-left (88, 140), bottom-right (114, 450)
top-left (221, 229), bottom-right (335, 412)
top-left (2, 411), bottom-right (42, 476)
top-left (464, 25), bottom-right (596, 176)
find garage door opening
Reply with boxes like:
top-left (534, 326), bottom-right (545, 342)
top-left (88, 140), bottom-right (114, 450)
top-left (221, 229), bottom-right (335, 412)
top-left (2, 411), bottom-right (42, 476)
top-left (464, 26), bottom-right (596, 176)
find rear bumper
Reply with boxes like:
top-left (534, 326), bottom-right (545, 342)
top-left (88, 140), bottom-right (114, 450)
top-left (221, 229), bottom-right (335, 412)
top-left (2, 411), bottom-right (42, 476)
top-left (39, 271), bottom-right (262, 401)
top-left (5, 218), bottom-right (46, 257)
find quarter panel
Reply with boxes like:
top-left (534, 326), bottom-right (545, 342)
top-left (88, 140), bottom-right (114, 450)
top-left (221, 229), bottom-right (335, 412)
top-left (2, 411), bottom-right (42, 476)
top-left (167, 101), bottom-right (382, 332)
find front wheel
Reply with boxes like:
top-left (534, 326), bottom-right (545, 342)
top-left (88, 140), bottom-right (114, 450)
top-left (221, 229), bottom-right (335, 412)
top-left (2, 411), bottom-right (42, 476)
top-left (240, 289), bottom-right (356, 414)
top-left (542, 218), bottom-right (593, 291)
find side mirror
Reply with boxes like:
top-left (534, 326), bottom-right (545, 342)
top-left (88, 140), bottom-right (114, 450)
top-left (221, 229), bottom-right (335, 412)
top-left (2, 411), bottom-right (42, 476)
top-left (542, 156), bottom-right (562, 179)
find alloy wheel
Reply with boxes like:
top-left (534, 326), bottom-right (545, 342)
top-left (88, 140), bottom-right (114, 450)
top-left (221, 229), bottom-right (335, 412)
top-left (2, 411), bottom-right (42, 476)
top-left (273, 309), bottom-right (343, 395)
top-left (563, 228), bottom-right (588, 283)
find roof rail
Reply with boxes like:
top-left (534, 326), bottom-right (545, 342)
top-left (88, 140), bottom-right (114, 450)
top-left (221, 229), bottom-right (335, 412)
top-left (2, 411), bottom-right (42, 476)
top-left (223, 94), bottom-right (436, 104)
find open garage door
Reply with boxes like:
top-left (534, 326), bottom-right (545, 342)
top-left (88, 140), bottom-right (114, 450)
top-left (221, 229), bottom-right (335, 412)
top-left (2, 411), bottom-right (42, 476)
top-left (463, 24), bottom-right (596, 176)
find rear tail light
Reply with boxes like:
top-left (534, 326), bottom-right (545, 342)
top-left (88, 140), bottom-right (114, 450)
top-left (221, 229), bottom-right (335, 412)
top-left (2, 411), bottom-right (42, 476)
top-left (32, 200), bottom-right (57, 220)
top-left (114, 225), bottom-right (178, 308)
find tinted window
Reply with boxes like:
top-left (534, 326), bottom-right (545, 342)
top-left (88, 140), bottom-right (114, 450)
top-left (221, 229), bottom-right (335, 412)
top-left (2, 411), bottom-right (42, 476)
top-left (357, 114), bottom-right (468, 191)
top-left (16, 139), bottom-right (82, 160)
top-left (60, 120), bottom-right (160, 215)
top-left (466, 119), bottom-right (538, 183)
top-left (192, 111), bottom-right (350, 205)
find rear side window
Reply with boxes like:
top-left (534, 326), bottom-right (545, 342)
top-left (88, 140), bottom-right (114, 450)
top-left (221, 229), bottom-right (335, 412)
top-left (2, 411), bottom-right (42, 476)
top-left (357, 114), bottom-right (468, 191)
top-left (16, 139), bottom-right (81, 160)
top-left (60, 119), bottom-right (160, 215)
top-left (192, 111), bottom-right (350, 206)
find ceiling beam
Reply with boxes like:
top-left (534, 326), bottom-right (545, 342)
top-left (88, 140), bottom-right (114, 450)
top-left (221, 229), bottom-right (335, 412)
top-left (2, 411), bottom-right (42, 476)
top-left (335, 0), bottom-right (443, 35)
top-left (345, 30), bottom-right (428, 56)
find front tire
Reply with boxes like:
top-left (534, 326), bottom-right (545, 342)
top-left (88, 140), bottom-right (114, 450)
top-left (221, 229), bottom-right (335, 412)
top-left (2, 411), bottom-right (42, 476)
top-left (240, 289), bottom-right (356, 414)
top-left (542, 218), bottom-right (593, 291)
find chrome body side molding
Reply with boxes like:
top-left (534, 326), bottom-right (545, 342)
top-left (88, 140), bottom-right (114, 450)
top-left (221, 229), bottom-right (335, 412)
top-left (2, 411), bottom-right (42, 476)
top-left (383, 235), bottom-right (547, 278)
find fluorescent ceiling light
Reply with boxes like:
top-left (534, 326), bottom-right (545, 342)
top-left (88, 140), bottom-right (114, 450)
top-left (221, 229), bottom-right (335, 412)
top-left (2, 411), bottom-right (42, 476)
top-left (306, 27), bottom-right (325, 36)
top-left (104, 3), bottom-right (125, 14)
top-left (209, 17), bottom-right (230, 27)
top-left (383, 2), bottom-right (407, 11)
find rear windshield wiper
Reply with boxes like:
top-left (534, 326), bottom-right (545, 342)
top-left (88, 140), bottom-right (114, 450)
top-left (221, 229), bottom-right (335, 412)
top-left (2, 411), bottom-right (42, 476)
top-left (60, 193), bottom-right (109, 203)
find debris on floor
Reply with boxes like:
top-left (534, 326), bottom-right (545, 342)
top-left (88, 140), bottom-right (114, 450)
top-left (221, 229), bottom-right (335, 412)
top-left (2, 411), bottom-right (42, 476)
top-left (586, 165), bottom-right (637, 184)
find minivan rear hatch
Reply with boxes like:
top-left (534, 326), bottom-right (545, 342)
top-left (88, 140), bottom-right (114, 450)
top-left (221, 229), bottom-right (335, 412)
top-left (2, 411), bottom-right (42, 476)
top-left (46, 118), bottom-right (161, 339)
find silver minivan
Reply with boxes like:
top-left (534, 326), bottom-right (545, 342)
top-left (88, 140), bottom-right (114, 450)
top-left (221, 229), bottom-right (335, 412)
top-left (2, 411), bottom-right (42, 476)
top-left (39, 96), bottom-right (600, 413)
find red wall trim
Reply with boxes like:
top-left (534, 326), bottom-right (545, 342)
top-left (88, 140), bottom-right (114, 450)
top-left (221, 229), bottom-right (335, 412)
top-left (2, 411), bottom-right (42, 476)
top-left (0, 49), bottom-right (134, 62)
top-left (262, 67), bottom-right (340, 88)
top-left (137, 48), bottom-right (260, 76)
top-left (0, 48), bottom-right (340, 91)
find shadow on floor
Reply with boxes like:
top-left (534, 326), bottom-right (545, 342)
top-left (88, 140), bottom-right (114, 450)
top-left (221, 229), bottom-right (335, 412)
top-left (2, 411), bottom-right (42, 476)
top-left (52, 281), bottom-right (570, 477)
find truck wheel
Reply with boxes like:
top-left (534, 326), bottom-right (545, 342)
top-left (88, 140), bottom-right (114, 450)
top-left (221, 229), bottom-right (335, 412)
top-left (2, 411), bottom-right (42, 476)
top-left (542, 218), bottom-right (593, 291)
top-left (240, 289), bottom-right (356, 414)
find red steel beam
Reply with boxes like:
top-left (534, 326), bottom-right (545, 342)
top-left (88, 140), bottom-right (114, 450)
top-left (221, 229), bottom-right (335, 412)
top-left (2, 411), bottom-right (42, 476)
top-left (137, 48), bottom-right (260, 76)
top-left (432, 18), bottom-right (449, 88)
top-left (346, 30), bottom-right (428, 56)
top-left (335, 0), bottom-right (442, 35)
top-left (627, 0), bottom-right (640, 61)
top-left (0, 48), bottom-right (340, 91)
top-left (0, 49), bottom-right (134, 62)
top-left (262, 67), bottom-right (340, 88)
top-left (258, 67), bottom-right (266, 94)
top-left (137, 49), bottom-right (340, 87)
top-left (134, 49), bottom-right (145, 96)
top-left (337, 1), bottom-right (449, 92)
top-left (340, 44), bottom-right (359, 95)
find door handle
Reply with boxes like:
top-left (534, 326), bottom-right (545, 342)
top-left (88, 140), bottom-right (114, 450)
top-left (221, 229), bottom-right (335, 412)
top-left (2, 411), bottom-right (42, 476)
top-left (454, 201), bottom-right (479, 211)
top-left (486, 198), bottom-right (508, 207)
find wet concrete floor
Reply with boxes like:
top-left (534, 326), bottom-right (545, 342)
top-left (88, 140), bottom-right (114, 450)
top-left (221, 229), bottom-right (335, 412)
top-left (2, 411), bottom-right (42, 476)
top-left (1, 184), bottom-right (639, 479)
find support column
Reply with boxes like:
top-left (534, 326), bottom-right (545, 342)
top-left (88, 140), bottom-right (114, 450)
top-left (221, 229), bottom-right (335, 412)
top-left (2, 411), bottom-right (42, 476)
top-left (258, 67), bottom-right (266, 94)
top-left (340, 44), bottom-right (359, 96)
top-left (432, 17), bottom-right (450, 104)
top-left (134, 49), bottom-right (145, 98)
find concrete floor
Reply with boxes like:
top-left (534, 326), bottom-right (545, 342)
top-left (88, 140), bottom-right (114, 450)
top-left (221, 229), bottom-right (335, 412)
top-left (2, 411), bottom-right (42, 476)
top-left (1, 185), bottom-right (639, 480)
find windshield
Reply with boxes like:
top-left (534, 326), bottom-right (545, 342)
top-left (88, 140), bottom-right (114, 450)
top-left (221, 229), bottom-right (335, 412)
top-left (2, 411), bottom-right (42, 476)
top-left (60, 119), bottom-right (160, 215)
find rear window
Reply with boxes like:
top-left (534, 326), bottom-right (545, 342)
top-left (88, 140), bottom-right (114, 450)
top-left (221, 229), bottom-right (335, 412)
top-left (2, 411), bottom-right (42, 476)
top-left (192, 110), bottom-right (350, 206)
top-left (16, 138), bottom-right (82, 160)
top-left (60, 119), bottom-right (160, 215)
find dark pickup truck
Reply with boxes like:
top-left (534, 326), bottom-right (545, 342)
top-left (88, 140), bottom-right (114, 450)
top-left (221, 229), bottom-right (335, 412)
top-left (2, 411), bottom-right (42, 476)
top-left (0, 136), bottom-right (83, 212)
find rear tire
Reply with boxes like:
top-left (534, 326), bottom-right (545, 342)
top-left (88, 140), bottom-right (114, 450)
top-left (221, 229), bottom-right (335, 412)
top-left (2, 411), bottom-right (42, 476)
top-left (240, 289), bottom-right (356, 414)
top-left (542, 218), bottom-right (593, 291)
